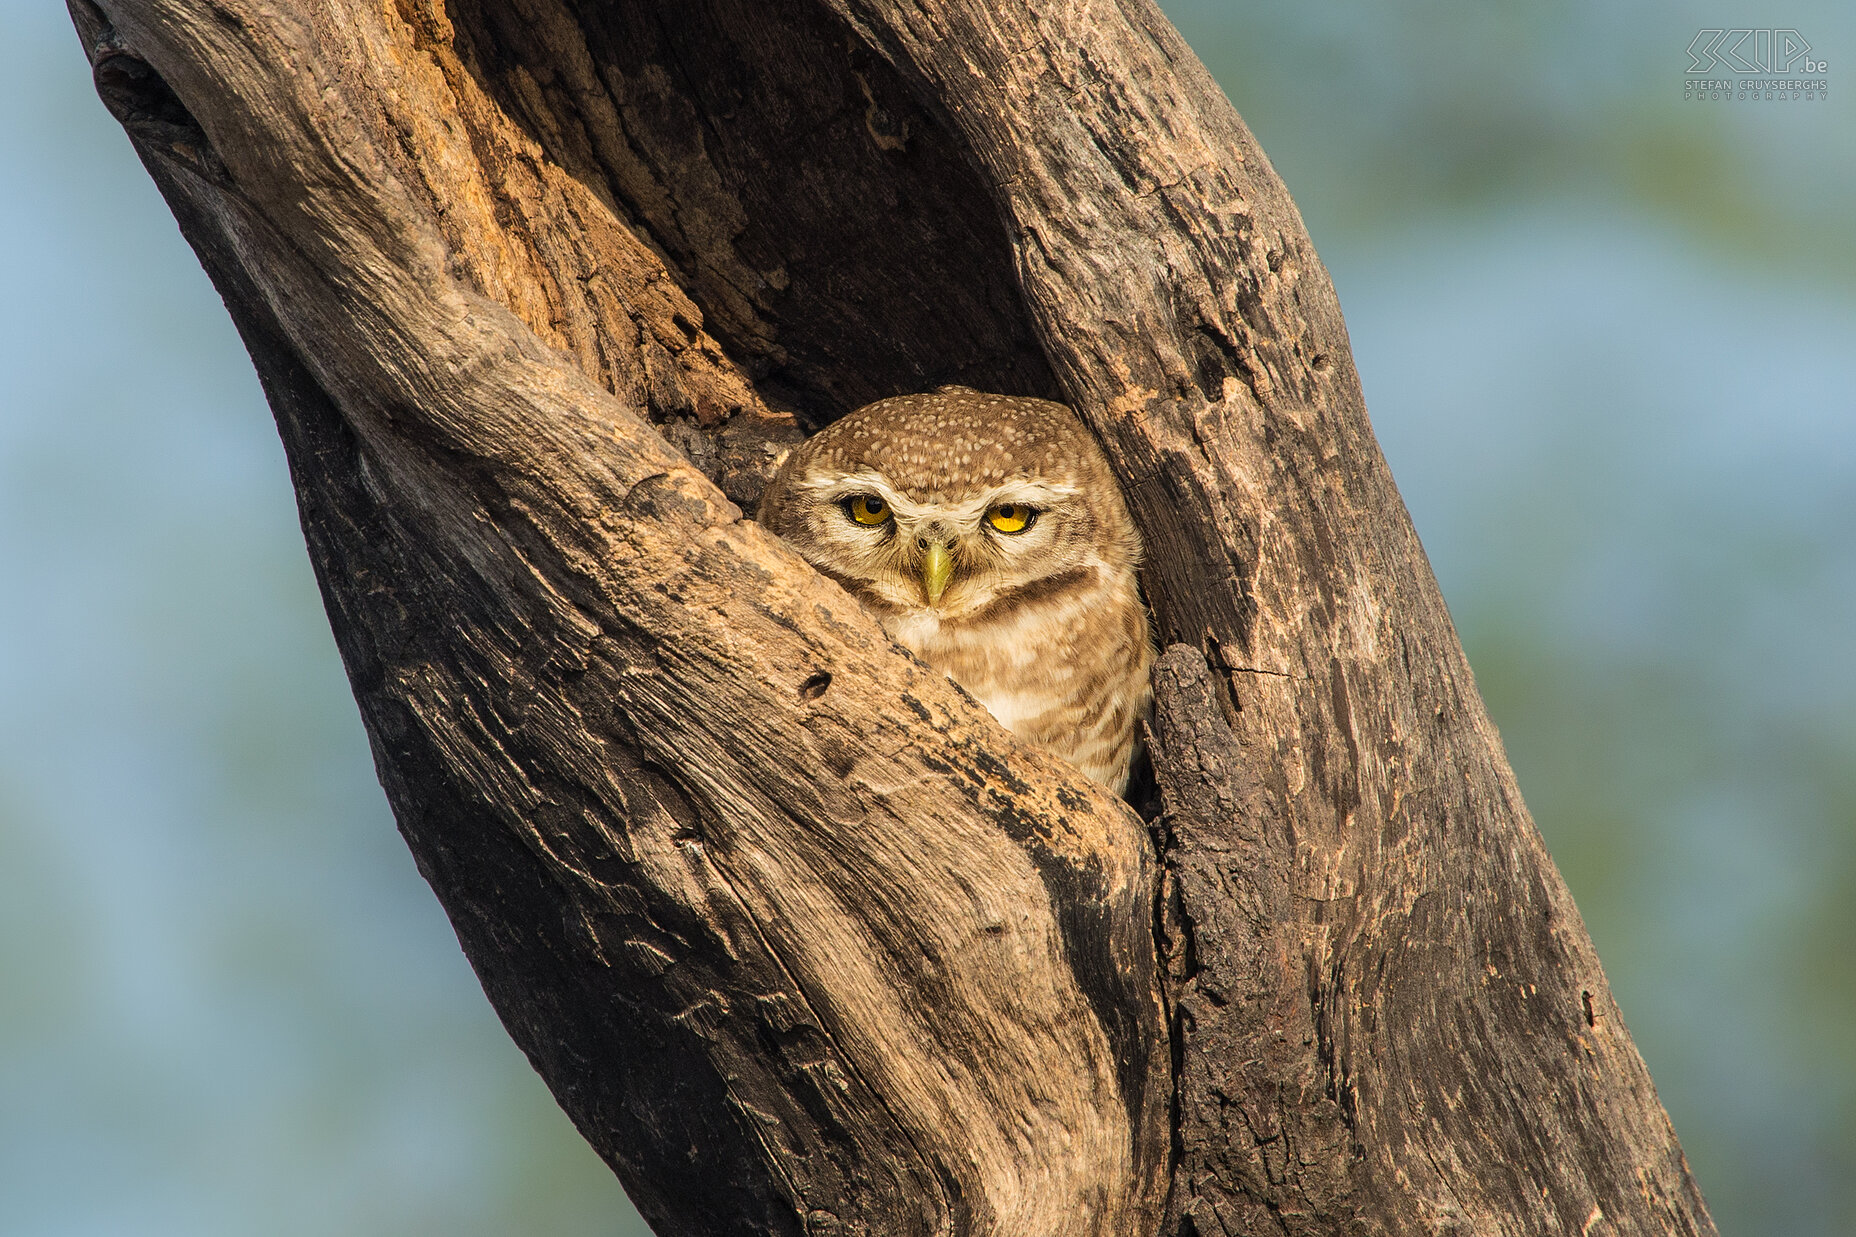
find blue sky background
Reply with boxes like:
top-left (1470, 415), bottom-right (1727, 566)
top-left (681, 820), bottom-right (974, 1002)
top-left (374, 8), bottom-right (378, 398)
top-left (3, 1), bottom-right (1852, 1233)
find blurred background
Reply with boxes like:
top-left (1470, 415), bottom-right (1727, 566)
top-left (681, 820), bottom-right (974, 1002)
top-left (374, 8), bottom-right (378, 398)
top-left (2, 0), bottom-right (1849, 1232)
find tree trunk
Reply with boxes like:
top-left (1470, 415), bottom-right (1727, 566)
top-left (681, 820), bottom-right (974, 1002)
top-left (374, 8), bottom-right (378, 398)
top-left (68, 1), bottom-right (1714, 1234)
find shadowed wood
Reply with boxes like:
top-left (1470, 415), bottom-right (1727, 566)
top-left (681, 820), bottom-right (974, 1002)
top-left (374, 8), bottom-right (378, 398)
top-left (69, 0), bottom-right (1715, 1234)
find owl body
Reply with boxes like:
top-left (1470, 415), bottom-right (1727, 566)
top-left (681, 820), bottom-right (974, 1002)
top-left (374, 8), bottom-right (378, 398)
top-left (757, 389), bottom-right (1153, 794)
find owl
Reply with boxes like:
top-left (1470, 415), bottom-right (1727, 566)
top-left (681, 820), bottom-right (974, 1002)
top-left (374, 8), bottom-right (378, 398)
top-left (757, 388), bottom-right (1153, 795)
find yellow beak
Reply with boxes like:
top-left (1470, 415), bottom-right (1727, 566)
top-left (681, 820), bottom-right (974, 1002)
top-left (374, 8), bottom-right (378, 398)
top-left (921, 541), bottom-right (953, 604)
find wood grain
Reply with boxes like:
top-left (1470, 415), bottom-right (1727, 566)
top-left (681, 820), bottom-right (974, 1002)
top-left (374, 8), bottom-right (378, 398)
top-left (70, 0), bottom-right (1714, 1232)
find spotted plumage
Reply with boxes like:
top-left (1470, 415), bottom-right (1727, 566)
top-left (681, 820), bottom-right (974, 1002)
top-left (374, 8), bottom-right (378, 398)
top-left (758, 388), bottom-right (1154, 794)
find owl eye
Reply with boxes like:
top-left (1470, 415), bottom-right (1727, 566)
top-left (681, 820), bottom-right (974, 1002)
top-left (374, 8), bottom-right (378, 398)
top-left (986, 503), bottom-right (1037, 534)
top-left (844, 494), bottom-right (892, 526)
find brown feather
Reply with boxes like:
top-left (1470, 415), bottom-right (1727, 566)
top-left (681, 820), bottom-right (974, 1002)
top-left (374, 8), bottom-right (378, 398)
top-left (759, 389), bottom-right (1153, 794)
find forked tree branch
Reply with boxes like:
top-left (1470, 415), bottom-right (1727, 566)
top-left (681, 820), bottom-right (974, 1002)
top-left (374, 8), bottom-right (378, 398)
top-left (70, 0), bottom-right (1714, 1234)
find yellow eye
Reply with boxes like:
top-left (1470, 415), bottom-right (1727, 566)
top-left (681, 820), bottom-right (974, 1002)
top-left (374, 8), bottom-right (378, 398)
top-left (986, 503), bottom-right (1036, 534)
top-left (846, 494), bottom-right (891, 526)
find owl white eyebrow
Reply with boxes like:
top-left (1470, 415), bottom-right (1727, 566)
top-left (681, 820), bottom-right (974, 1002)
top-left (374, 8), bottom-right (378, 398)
top-left (976, 480), bottom-right (1081, 508)
top-left (925, 482), bottom-right (1083, 526)
top-left (801, 472), bottom-right (914, 513)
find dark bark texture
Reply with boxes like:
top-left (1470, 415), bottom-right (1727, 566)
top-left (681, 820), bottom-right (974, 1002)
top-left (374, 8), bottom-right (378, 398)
top-left (70, 0), bottom-right (1715, 1234)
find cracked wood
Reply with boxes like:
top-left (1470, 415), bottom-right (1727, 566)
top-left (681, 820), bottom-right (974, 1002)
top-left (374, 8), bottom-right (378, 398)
top-left (71, 0), bottom-right (1715, 1234)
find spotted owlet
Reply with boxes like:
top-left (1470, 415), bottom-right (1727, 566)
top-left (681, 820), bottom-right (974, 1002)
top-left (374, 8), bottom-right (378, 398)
top-left (757, 388), bottom-right (1153, 794)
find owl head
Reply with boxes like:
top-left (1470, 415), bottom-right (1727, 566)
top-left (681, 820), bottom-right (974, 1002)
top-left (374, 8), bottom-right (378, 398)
top-left (756, 389), bottom-right (1141, 623)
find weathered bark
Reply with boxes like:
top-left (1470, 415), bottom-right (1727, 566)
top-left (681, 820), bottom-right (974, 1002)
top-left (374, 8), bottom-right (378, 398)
top-left (69, 1), bottom-right (1715, 1235)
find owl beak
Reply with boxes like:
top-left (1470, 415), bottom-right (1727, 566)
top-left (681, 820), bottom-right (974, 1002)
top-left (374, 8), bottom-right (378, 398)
top-left (920, 540), bottom-right (954, 604)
